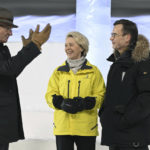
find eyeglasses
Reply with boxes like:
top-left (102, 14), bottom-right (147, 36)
top-left (111, 33), bottom-right (125, 38)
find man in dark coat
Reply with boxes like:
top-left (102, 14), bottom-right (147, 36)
top-left (99, 19), bottom-right (150, 150)
top-left (0, 7), bottom-right (51, 150)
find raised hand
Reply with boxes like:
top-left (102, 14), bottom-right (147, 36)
top-left (31, 23), bottom-right (51, 50)
top-left (21, 29), bottom-right (33, 47)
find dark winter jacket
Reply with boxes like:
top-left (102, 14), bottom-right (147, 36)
top-left (99, 34), bottom-right (150, 147)
top-left (0, 42), bottom-right (40, 144)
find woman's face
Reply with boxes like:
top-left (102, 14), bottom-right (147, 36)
top-left (65, 37), bottom-right (83, 60)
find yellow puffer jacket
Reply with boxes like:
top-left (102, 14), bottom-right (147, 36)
top-left (45, 60), bottom-right (105, 136)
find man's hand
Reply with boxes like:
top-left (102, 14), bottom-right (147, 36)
top-left (21, 29), bottom-right (33, 47)
top-left (31, 24), bottom-right (51, 50)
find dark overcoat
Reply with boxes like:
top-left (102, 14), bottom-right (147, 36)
top-left (99, 35), bottom-right (150, 147)
top-left (0, 42), bottom-right (40, 143)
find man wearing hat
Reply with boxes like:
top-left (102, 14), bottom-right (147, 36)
top-left (0, 7), bottom-right (51, 150)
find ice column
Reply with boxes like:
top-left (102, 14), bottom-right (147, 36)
top-left (76, 0), bottom-right (112, 81)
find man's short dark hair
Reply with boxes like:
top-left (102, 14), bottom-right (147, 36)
top-left (114, 19), bottom-right (138, 50)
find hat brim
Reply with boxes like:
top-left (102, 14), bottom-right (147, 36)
top-left (11, 24), bottom-right (18, 28)
top-left (0, 22), bottom-right (18, 28)
top-left (0, 19), bottom-right (18, 28)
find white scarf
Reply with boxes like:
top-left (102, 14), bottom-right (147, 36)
top-left (67, 57), bottom-right (86, 74)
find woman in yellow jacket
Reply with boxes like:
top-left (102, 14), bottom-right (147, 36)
top-left (45, 31), bottom-right (105, 150)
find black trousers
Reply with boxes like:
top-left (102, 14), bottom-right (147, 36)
top-left (56, 135), bottom-right (96, 150)
top-left (0, 144), bottom-right (9, 150)
top-left (109, 145), bottom-right (149, 150)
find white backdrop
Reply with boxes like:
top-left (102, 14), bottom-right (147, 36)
top-left (7, 42), bottom-right (66, 112)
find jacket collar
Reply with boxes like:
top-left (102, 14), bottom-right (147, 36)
top-left (107, 50), bottom-right (134, 68)
top-left (107, 54), bottom-right (115, 62)
top-left (107, 50), bottom-right (132, 62)
top-left (57, 59), bottom-right (92, 72)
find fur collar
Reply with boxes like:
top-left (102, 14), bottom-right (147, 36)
top-left (132, 34), bottom-right (150, 62)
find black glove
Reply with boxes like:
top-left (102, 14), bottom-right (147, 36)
top-left (84, 97), bottom-right (96, 110)
top-left (61, 98), bottom-right (79, 114)
top-left (52, 94), bottom-right (63, 109)
top-left (73, 96), bottom-right (96, 111)
top-left (73, 97), bottom-right (85, 112)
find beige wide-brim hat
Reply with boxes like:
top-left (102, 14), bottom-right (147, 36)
top-left (0, 7), bottom-right (18, 28)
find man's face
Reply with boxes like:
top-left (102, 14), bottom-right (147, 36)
top-left (0, 26), bottom-right (12, 43)
top-left (110, 24), bottom-right (131, 54)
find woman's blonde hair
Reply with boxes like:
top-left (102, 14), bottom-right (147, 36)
top-left (66, 31), bottom-right (89, 57)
